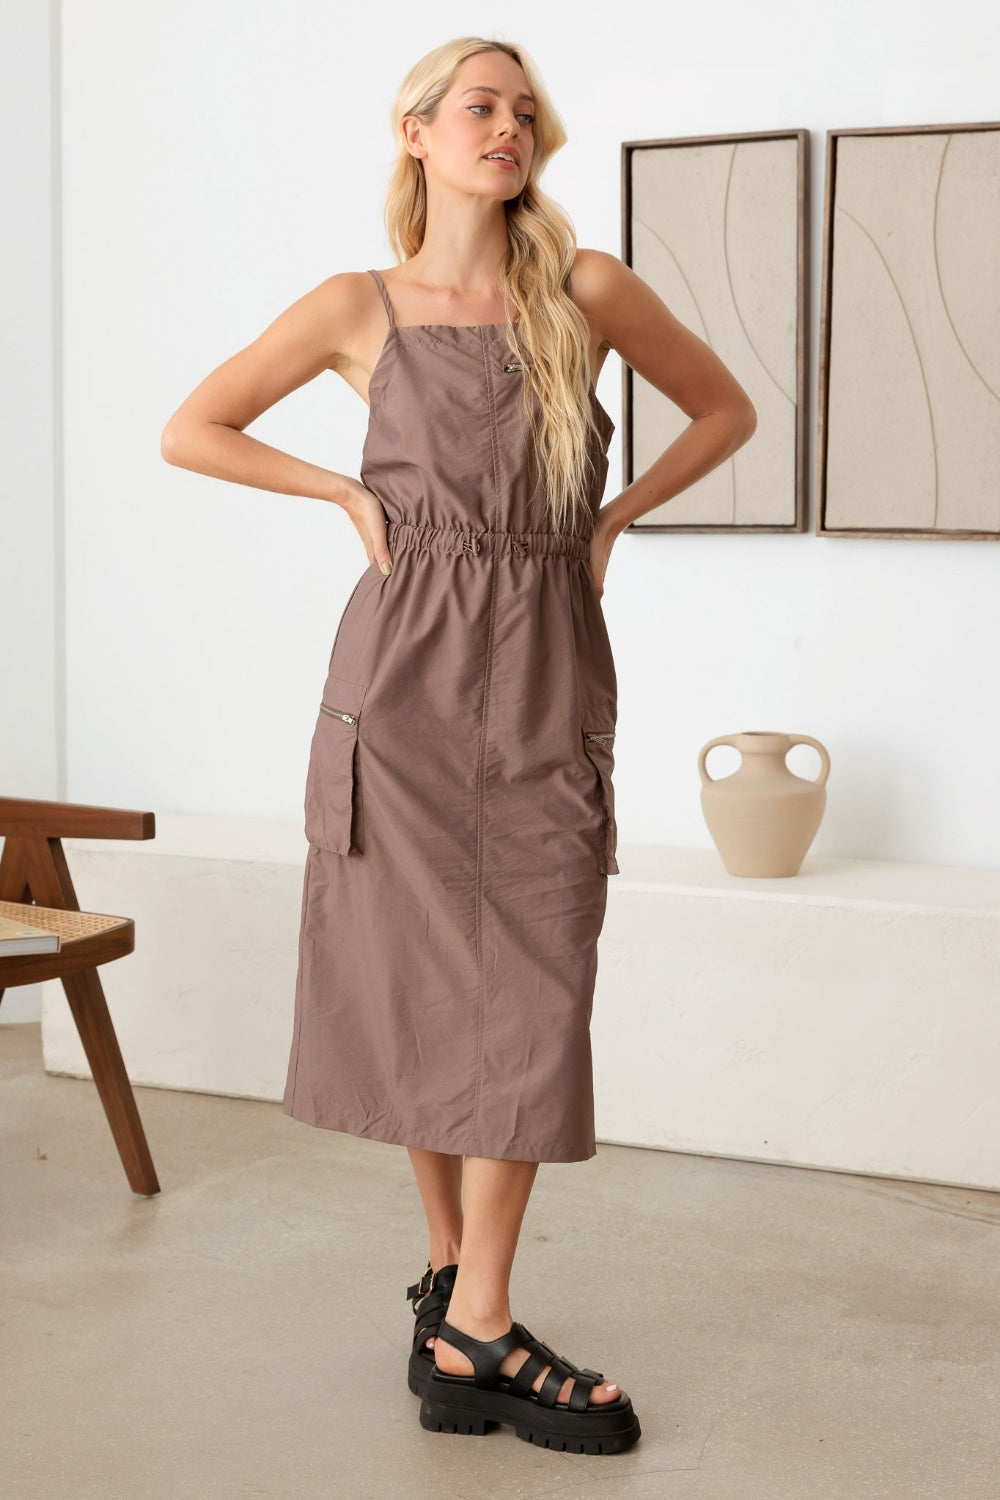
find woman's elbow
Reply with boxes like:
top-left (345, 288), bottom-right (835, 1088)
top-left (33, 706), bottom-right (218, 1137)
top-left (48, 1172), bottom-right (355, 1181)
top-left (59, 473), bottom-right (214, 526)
top-left (160, 422), bottom-right (188, 466)
top-left (728, 393), bottom-right (757, 445)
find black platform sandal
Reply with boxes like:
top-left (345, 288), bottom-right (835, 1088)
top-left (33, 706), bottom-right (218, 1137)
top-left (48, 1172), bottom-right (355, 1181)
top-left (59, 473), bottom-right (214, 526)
top-left (419, 1317), bottom-right (641, 1455)
top-left (406, 1261), bottom-right (459, 1398)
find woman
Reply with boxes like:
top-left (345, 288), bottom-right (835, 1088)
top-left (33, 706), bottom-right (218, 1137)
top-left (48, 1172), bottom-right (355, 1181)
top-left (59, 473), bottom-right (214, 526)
top-left (162, 35), bottom-right (756, 1456)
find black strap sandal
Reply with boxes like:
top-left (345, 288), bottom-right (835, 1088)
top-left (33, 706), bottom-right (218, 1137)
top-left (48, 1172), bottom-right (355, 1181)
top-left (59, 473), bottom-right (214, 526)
top-left (406, 1260), bottom-right (458, 1398)
top-left (419, 1316), bottom-right (641, 1454)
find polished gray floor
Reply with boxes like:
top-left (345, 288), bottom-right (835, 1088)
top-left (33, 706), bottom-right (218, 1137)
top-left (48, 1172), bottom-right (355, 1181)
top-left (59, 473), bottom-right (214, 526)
top-left (3, 1020), bottom-right (998, 1499)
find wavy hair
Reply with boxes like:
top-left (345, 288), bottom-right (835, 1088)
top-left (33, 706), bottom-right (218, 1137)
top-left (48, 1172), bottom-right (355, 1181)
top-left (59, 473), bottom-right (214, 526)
top-left (383, 36), bottom-right (600, 537)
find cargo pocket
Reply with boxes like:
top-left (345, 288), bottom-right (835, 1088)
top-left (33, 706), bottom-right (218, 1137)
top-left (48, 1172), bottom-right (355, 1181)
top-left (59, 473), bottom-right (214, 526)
top-left (303, 675), bottom-right (367, 855)
top-left (582, 728), bottom-right (620, 875)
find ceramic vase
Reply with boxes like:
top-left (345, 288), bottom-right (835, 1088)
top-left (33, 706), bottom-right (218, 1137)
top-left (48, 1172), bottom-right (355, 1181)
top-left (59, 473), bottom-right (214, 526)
top-left (698, 731), bottom-right (831, 877)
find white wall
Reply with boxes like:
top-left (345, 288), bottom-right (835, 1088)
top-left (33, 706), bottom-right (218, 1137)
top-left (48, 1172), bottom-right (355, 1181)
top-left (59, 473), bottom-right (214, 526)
top-left (3, 4), bottom-right (999, 1030)
top-left (0, 0), bottom-right (60, 1022)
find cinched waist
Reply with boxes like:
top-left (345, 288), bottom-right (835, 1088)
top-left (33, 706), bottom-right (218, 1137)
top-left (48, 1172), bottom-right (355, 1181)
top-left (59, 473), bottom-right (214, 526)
top-left (386, 520), bottom-right (592, 563)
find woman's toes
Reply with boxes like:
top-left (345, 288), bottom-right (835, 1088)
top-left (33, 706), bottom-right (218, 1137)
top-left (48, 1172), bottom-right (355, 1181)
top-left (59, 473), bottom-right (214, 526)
top-left (546, 1370), bottom-right (619, 1405)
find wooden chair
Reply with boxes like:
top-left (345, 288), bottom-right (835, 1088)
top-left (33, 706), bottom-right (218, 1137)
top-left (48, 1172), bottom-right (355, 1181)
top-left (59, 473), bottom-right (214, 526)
top-left (0, 796), bottom-right (160, 1195)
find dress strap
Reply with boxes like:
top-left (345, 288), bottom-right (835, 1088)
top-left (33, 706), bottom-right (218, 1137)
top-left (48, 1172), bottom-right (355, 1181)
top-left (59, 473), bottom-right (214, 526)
top-left (367, 268), bottom-right (396, 329)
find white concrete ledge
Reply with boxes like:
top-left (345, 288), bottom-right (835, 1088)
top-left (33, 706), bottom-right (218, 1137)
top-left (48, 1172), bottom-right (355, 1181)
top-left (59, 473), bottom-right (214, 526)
top-left (592, 846), bottom-right (1000, 1192)
top-left (36, 819), bottom-right (1000, 1191)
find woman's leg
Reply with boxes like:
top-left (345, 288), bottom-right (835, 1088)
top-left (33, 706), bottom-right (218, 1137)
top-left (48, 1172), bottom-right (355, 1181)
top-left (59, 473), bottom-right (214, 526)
top-left (407, 1146), bottom-right (464, 1349)
top-left (434, 1156), bottom-right (620, 1406)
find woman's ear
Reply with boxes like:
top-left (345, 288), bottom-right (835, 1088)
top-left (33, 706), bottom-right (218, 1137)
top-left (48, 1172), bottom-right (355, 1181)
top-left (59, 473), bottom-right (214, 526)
top-left (401, 115), bottom-right (426, 162)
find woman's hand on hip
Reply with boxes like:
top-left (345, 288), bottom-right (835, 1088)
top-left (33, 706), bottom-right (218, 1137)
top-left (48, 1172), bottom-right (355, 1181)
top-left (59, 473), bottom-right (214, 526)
top-left (339, 479), bottom-right (393, 575)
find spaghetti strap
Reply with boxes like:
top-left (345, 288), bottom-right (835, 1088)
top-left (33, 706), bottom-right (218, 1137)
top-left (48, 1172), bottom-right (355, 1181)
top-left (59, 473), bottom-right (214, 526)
top-left (367, 268), bottom-right (396, 329)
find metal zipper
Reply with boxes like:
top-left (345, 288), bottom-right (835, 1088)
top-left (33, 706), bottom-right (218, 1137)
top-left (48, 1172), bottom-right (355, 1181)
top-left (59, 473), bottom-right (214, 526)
top-left (584, 731), bottom-right (614, 742)
top-left (503, 362), bottom-right (523, 373)
top-left (320, 704), bottom-right (357, 724)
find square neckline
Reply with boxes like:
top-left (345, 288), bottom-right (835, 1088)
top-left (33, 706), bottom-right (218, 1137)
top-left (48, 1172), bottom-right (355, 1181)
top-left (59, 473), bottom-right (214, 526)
top-left (365, 269), bottom-right (615, 434)
top-left (368, 268), bottom-right (510, 331)
top-left (393, 321), bottom-right (510, 331)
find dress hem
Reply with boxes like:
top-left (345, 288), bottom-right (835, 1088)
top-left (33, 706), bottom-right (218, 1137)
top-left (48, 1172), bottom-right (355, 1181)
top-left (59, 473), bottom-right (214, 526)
top-left (281, 1097), bottom-right (597, 1164)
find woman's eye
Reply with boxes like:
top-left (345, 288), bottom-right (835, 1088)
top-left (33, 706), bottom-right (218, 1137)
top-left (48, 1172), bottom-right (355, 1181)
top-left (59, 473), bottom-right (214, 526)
top-left (468, 104), bottom-right (535, 125)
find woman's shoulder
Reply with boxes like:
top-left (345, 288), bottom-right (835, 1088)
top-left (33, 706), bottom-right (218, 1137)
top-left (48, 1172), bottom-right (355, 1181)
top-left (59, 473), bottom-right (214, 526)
top-left (566, 248), bottom-right (628, 342)
top-left (309, 269), bottom-right (382, 319)
top-left (567, 246), bottom-right (626, 294)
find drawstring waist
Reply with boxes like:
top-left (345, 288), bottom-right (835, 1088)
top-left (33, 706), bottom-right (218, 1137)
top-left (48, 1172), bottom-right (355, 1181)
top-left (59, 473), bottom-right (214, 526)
top-left (386, 520), bottom-right (592, 563)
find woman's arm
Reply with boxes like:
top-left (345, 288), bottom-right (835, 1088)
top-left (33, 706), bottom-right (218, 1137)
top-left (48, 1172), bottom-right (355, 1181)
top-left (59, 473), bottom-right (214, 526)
top-left (570, 248), bottom-right (758, 541)
top-left (160, 272), bottom-right (394, 568)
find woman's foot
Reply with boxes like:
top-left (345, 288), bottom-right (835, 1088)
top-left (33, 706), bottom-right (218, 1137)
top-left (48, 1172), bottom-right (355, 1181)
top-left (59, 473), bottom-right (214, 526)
top-left (434, 1311), bottom-right (621, 1405)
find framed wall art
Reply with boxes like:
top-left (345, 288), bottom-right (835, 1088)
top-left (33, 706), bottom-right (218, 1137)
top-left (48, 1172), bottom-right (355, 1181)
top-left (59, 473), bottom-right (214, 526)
top-left (622, 129), bottom-right (809, 533)
top-left (818, 121), bottom-right (1000, 539)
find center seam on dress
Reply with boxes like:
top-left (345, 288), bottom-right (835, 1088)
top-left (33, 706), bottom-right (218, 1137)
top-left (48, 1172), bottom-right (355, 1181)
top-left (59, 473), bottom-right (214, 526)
top-left (470, 329), bottom-right (505, 1143)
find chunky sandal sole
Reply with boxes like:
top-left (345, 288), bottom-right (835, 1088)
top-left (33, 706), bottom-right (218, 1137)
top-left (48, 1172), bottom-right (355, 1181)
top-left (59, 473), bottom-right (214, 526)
top-left (406, 1262), bottom-right (458, 1399)
top-left (418, 1318), bottom-right (641, 1455)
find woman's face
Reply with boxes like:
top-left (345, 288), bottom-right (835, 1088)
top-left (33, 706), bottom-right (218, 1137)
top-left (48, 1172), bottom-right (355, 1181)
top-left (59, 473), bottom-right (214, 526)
top-left (408, 50), bottom-right (536, 202)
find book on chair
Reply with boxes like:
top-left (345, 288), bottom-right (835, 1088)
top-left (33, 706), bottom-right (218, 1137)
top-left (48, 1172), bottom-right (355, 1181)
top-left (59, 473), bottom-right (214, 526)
top-left (0, 914), bottom-right (62, 954)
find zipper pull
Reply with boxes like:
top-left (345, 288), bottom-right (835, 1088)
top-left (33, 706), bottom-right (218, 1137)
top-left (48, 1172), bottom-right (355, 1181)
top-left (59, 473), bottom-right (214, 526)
top-left (320, 704), bottom-right (357, 724)
top-left (503, 361), bottom-right (524, 373)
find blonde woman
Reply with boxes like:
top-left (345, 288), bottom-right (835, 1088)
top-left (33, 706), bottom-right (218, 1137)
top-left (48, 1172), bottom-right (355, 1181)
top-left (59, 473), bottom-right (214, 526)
top-left (162, 35), bottom-right (755, 1455)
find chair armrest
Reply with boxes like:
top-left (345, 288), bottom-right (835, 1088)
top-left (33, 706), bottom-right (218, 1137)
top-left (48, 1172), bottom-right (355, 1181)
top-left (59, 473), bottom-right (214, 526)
top-left (0, 797), bottom-right (156, 841)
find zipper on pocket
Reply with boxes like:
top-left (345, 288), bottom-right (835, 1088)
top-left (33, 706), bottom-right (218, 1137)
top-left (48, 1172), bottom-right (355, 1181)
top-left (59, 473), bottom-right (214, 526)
top-left (584, 731), bottom-right (614, 742)
top-left (320, 704), bottom-right (357, 724)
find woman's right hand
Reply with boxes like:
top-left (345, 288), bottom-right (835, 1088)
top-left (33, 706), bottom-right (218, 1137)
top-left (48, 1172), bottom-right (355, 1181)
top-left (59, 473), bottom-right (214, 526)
top-left (338, 478), bottom-right (394, 575)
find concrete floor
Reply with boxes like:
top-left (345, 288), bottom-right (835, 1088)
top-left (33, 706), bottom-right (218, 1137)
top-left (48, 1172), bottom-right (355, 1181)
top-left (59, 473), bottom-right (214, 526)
top-left (2, 1021), bottom-right (999, 1500)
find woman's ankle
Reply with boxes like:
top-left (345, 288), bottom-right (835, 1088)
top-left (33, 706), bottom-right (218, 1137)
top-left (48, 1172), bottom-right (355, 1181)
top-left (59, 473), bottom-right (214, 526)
top-left (443, 1303), bottom-right (513, 1338)
top-left (428, 1238), bottom-right (462, 1271)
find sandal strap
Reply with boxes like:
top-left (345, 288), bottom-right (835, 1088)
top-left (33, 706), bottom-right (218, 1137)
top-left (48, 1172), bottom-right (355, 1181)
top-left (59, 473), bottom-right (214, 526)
top-left (435, 1316), bottom-right (612, 1409)
top-left (506, 1346), bottom-right (552, 1399)
top-left (409, 1264), bottom-right (459, 1355)
top-left (566, 1368), bottom-right (605, 1410)
top-left (412, 1300), bottom-right (445, 1343)
top-left (436, 1318), bottom-right (524, 1388)
top-left (508, 1326), bottom-right (608, 1411)
top-left (536, 1355), bottom-right (579, 1408)
top-left (407, 1261), bottom-right (458, 1311)
top-left (405, 1261), bottom-right (434, 1303)
top-left (412, 1280), bottom-right (456, 1332)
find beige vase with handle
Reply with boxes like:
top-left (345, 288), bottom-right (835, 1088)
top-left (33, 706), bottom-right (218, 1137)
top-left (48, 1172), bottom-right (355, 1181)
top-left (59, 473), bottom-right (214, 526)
top-left (698, 731), bottom-right (831, 877)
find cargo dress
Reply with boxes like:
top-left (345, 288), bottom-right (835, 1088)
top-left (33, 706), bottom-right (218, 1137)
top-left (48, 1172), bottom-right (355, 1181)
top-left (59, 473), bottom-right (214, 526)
top-left (281, 267), bottom-right (620, 1163)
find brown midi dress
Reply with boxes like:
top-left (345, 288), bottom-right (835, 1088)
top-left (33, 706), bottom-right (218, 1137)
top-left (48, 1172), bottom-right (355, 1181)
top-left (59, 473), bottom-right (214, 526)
top-left (281, 268), bottom-right (620, 1163)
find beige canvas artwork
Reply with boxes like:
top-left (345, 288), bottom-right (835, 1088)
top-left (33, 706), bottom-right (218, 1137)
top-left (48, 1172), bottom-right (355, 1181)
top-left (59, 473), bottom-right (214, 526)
top-left (624, 131), bottom-right (806, 532)
top-left (821, 125), bottom-right (1000, 538)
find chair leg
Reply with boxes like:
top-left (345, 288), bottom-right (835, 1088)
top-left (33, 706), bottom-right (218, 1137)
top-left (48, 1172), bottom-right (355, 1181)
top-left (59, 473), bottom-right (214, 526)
top-left (60, 967), bottom-right (161, 1196)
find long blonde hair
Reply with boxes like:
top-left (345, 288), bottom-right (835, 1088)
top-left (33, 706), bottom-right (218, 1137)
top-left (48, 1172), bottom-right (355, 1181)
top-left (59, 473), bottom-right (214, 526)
top-left (384, 36), bottom-right (601, 537)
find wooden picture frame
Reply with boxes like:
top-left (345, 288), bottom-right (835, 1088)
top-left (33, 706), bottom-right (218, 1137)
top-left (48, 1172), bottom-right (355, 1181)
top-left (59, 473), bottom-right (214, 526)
top-left (818, 122), bottom-right (1000, 540)
top-left (622, 129), bottom-right (809, 533)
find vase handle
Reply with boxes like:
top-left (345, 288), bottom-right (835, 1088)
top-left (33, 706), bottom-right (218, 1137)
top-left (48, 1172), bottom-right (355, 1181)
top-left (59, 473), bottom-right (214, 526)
top-left (697, 735), bottom-right (739, 787)
top-left (787, 734), bottom-right (831, 788)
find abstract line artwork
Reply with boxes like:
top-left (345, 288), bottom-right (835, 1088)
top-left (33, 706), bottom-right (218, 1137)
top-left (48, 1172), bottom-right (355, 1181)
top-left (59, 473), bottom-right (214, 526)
top-left (820, 124), bottom-right (1000, 539)
top-left (623, 131), bottom-right (808, 532)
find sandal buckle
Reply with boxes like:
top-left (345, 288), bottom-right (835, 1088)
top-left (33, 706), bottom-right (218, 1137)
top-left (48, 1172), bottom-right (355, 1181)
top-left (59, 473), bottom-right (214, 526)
top-left (406, 1262), bottom-right (435, 1305)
